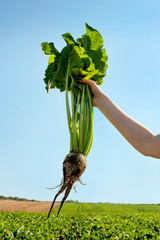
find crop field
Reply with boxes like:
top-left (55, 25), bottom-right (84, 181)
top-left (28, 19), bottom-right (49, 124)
top-left (1, 203), bottom-right (160, 239)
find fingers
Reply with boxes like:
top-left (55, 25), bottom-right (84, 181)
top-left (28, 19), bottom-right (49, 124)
top-left (78, 79), bottom-right (97, 93)
top-left (78, 79), bottom-right (95, 87)
top-left (77, 79), bottom-right (103, 107)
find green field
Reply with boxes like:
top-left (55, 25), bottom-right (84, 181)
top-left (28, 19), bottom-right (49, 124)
top-left (55, 202), bottom-right (160, 215)
top-left (1, 203), bottom-right (160, 239)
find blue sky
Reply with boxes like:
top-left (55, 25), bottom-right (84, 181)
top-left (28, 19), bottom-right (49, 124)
top-left (1, 0), bottom-right (160, 203)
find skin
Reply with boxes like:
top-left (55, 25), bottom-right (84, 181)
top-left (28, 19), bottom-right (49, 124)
top-left (79, 79), bottom-right (160, 159)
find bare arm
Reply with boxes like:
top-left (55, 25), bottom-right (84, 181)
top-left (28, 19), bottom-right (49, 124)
top-left (79, 79), bottom-right (160, 159)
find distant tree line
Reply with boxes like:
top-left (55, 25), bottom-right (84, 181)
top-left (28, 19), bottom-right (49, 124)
top-left (0, 196), bottom-right (79, 203)
top-left (0, 195), bottom-right (37, 202)
top-left (65, 200), bottom-right (79, 203)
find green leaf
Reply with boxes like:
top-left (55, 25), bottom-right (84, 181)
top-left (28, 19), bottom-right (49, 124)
top-left (87, 48), bottom-right (108, 84)
top-left (80, 23), bottom-right (108, 84)
top-left (41, 24), bottom-right (108, 91)
top-left (43, 54), bottom-right (60, 92)
top-left (62, 33), bottom-right (77, 45)
top-left (83, 23), bottom-right (104, 51)
top-left (69, 45), bottom-right (84, 70)
top-left (41, 42), bottom-right (59, 56)
top-left (54, 46), bottom-right (69, 92)
top-left (72, 67), bottom-right (98, 79)
top-left (43, 63), bottom-right (57, 92)
top-left (69, 45), bottom-right (99, 82)
top-left (48, 54), bottom-right (56, 64)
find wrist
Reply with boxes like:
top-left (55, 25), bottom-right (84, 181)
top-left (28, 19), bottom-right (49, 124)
top-left (94, 92), bottom-right (107, 108)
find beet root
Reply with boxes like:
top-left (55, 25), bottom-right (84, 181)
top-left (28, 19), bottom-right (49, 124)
top-left (47, 152), bottom-right (87, 218)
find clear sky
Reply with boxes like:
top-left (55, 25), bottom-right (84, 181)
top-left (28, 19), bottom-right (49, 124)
top-left (1, 0), bottom-right (160, 203)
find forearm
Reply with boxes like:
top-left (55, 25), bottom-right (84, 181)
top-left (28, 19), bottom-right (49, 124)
top-left (97, 93), bottom-right (154, 156)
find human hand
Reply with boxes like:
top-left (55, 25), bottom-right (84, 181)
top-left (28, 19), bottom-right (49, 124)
top-left (78, 79), bottom-right (104, 107)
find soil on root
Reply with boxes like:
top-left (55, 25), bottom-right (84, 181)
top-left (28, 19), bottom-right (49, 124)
top-left (47, 152), bottom-right (87, 218)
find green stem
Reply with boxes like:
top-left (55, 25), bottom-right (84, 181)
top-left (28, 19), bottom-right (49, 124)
top-left (72, 91), bottom-right (80, 152)
top-left (83, 85), bottom-right (93, 156)
top-left (65, 61), bottom-right (73, 152)
top-left (83, 87), bottom-right (89, 148)
top-left (66, 68), bottom-right (93, 155)
top-left (79, 85), bottom-right (85, 153)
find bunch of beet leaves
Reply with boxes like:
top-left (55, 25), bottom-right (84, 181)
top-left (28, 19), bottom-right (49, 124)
top-left (41, 23), bottom-right (108, 218)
